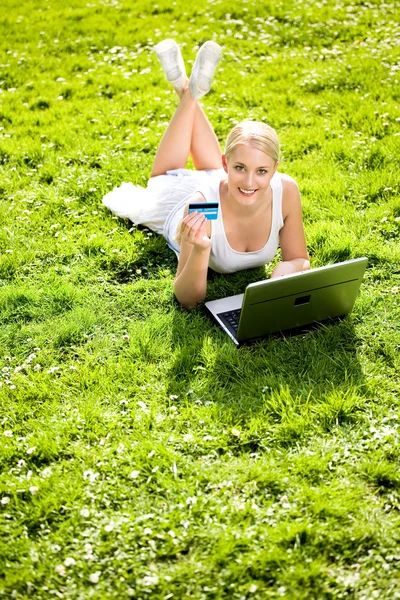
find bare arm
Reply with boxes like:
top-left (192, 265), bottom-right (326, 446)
top-left (271, 176), bottom-right (310, 278)
top-left (174, 194), bottom-right (212, 309)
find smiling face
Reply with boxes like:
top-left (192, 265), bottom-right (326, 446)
top-left (222, 143), bottom-right (278, 205)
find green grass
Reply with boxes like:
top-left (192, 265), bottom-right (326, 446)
top-left (1, 0), bottom-right (400, 598)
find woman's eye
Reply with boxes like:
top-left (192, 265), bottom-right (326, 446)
top-left (258, 169), bottom-right (267, 175)
top-left (235, 165), bottom-right (244, 171)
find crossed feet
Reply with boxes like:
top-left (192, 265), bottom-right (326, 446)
top-left (154, 39), bottom-right (222, 100)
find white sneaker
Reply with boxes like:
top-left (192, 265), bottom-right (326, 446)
top-left (154, 39), bottom-right (186, 91)
top-left (189, 41), bottom-right (222, 100)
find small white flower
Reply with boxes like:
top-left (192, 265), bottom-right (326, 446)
top-left (64, 557), bottom-right (76, 567)
top-left (26, 353), bottom-right (37, 363)
top-left (29, 486), bottom-right (39, 495)
top-left (104, 522), bottom-right (115, 532)
top-left (47, 366), bottom-right (60, 374)
top-left (55, 564), bottom-right (66, 576)
top-left (129, 470), bottom-right (140, 479)
top-left (122, 334), bottom-right (129, 340)
top-left (169, 395), bottom-right (178, 400)
top-left (9, 385), bottom-right (16, 390)
top-left (141, 575), bottom-right (159, 586)
top-left (137, 400), bottom-right (147, 411)
top-left (249, 583), bottom-right (258, 593)
top-left (280, 495), bottom-right (291, 509)
top-left (41, 467), bottom-right (52, 478)
top-left (231, 428), bottom-right (241, 437)
top-left (83, 470), bottom-right (100, 483)
top-left (116, 443), bottom-right (125, 454)
top-left (1, 496), bottom-right (10, 505)
top-left (1, 366), bottom-right (9, 373)
top-left (183, 433), bottom-right (194, 442)
top-left (26, 446), bottom-right (36, 455)
top-left (143, 527), bottom-right (152, 535)
top-left (33, 364), bottom-right (42, 372)
top-left (80, 507), bottom-right (90, 517)
top-left (17, 459), bottom-right (26, 468)
top-left (3, 430), bottom-right (13, 437)
top-left (89, 571), bottom-right (101, 584)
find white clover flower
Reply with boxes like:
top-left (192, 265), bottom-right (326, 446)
top-left (249, 584), bottom-right (258, 593)
top-left (129, 470), bottom-right (140, 479)
top-left (55, 564), bottom-right (66, 576)
top-left (231, 428), bottom-right (241, 437)
top-left (26, 446), bottom-right (36, 455)
top-left (104, 522), bottom-right (115, 532)
top-left (80, 507), bottom-right (90, 518)
top-left (33, 364), bottom-right (42, 372)
top-left (29, 486), bottom-right (39, 495)
top-left (3, 430), bottom-right (13, 437)
top-left (141, 575), bottom-right (159, 586)
top-left (89, 571), bottom-right (101, 584)
top-left (64, 557), bottom-right (76, 567)
top-left (83, 470), bottom-right (100, 483)
top-left (1, 496), bottom-right (10, 505)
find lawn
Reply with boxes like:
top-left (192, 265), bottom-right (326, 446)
top-left (1, 0), bottom-right (400, 598)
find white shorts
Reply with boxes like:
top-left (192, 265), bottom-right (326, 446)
top-left (102, 168), bottom-right (224, 255)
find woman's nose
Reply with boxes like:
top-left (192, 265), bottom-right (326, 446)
top-left (243, 172), bottom-right (255, 188)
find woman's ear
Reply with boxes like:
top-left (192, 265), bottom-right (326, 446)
top-left (222, 154), bottom-right (228, 173)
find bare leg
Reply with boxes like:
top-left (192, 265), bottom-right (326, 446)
top-left (151, 83), bottom-right (222, 177)
top-left (190, 103), bottom-right (222, 171)
top-left (150, 85), bottom-right (197, 177)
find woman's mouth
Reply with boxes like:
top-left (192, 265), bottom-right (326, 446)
top-left (238, 188), bottom-right (257, 197)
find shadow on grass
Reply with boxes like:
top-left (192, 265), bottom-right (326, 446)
top-left (165, 267), bottom-right (366, 441)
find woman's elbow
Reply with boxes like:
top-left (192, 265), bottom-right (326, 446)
top-left (174, 287), bottom-right (206, 310)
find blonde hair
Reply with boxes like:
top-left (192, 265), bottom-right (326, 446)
top-left (224, 120), bottom-right (280, 163)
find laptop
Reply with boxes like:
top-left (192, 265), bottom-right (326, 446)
top-left (205, 257), bottom-right (368, 345)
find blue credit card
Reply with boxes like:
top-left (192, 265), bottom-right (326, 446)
top-left (188, 202), bottom-right (219, 220)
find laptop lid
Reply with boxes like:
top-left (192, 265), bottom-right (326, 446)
top-left (206, 258), bottom-right (368, 344)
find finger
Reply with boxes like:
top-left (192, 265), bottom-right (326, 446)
top-left (182, 211), bottom-right (203, 227)
top-left (181, 212), bottom-right (206, 231)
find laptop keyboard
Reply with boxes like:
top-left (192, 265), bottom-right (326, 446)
top-left (218, 308), bottom-right (242, 336)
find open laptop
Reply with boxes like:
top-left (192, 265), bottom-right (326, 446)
top-left (205, 257), bottom-right (368, 345)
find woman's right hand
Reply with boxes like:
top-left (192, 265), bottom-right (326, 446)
top-left (180, 211), bottom-right (212, 250)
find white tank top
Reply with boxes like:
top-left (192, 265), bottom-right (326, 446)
top-left (197, 171), bottom-right (284, 274)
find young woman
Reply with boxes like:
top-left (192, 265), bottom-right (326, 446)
top-left (103, 40), bottom-right (310, 309)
